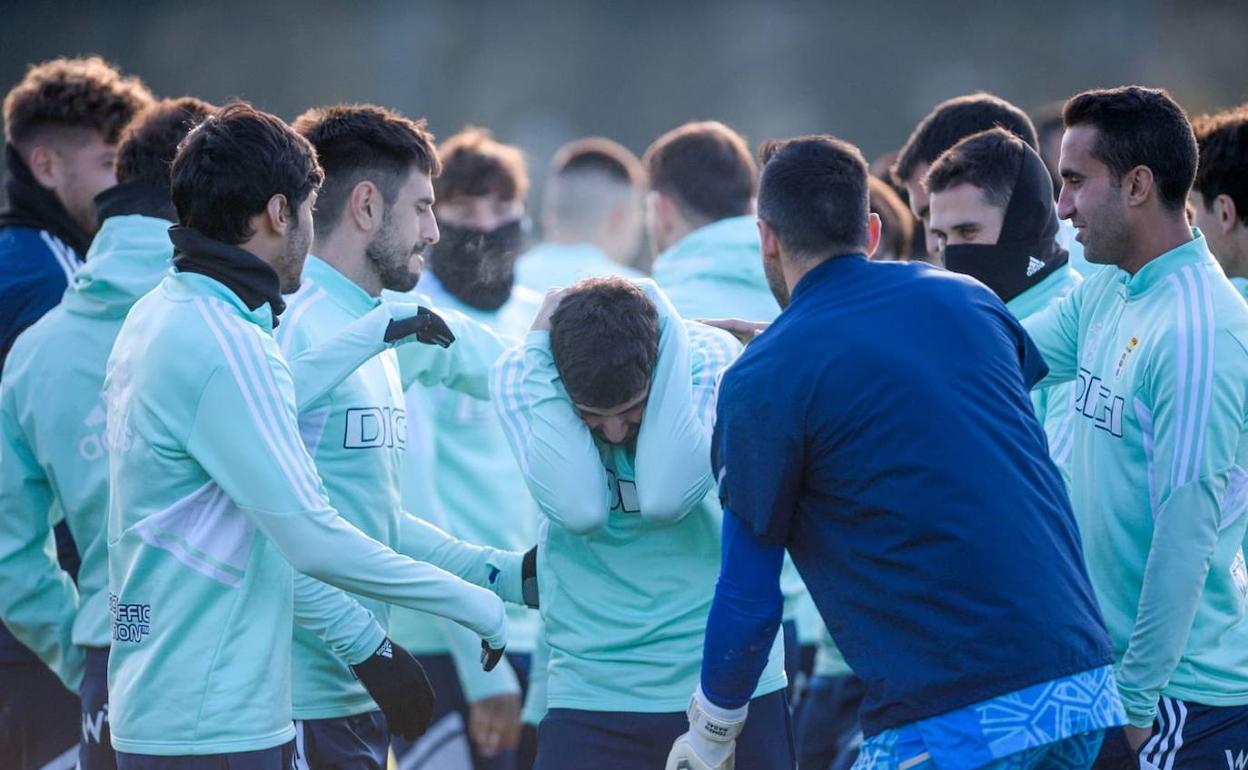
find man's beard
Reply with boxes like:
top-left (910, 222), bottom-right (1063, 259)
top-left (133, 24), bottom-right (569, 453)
top-left (428, 220), bottom-right (525, 311)
top-left (763, 255), bottom-right (791, 309)
top-left (367, 209), bottom-right (423, 292)
top-left (1079, 202), bottom-right (1131, 266)
top-left (278, 220), bottom-right (311, 293)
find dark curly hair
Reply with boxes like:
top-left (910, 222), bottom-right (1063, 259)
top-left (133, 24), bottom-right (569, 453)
top-left (3, 56), bottom-right (154, 147)
top-left (1193, 105), bottom-right (1248, 226)
top-left (171, 102), bottom-right (323, 244)
top-left (116, 97), bottom-right (215, 188)
top-left (435, 127), bottom-right (528, 203)
top-left (293, 103), bottom-right (440, 233)
top-left (550, 277), bottom-right (659, 409)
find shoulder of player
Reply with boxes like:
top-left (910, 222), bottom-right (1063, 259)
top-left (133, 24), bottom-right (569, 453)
top-left (1144, 265), bottom-right (1248, 368)
top-left (0, 227), bottom-right (75, 289)
top-left (274, 278), bottom-right (332, 357)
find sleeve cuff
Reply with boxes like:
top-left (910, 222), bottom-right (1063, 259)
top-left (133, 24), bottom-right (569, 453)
top-left (343, 620), bottom-right (388, 666)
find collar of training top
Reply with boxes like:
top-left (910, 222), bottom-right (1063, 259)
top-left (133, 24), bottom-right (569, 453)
top-left (169, 225), bottom-right (285, 320)
top-left (0, 145), bottom-right (93, 256)
top-left (94, 181), bottom-right (177, 224)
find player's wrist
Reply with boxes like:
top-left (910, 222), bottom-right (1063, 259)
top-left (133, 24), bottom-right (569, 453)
top-left (685, 685), bottom-right (747, 765)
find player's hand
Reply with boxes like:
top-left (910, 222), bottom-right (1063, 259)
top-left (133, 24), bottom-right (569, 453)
top-left (531, 288), bottom-right (566, 332)
top-left (350, 637), bottom-right (435, 739)
top-left (384, 306), bottom-right (456, 347)
top-left (665, 688), bottom-right (746, 770)
top-left (697, 318), bottom-right (769, 345)
top-left (521, 545), bottom-right (539, 608)
top-left (468, 692), bottom-right (522, 758)
top-left (1124, 724), bottom-right (1153, 752)
top-left (481, 640), bottom-right (506, 672)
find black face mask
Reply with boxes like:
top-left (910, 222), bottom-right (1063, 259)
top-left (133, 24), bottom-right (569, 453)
top-left (428, 219), bottom-right (525, 311)
top-left (942, 143), bottom-right (1068, 304)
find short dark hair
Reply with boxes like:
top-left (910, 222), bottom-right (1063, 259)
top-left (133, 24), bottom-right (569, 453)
top-left (3, 56), bottom-right (153, 147)
top-left (869, 176), bottom-right (913, 260)
top-left (893, 92), bottom-right (1038, 184)
top-left (293, 104), bottom-right (441, 233)
top-left (643, 121), bottom-right (755, 223)
top-left (115, 97), bottom-right (215, 188)
top-left (924, 127), bottom-right (1027, 209)
top-left (551, 137), bottom-right (642, 186)
top-left (1192, 104), bottom-right (1248, 225)
top-left (170, 102), bottom-right (323, 245)
top-left (757, 135), bottom-right (870, 260)
top-left (1062, 86), bottom-right (1196, 211)
top-left (434, 127), bottom-right (528, 203)
top-left (549, 277), bottom-right (659, 409)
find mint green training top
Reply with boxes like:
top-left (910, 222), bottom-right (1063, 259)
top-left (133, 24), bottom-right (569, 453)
top-left (1024, 230), bottom-right (1248, 727)
top-left (104, 267), bottom-right (509, 756)
top-left (277, 256), bottom-right (530, 721)
top-left (492, 280), bottom-right (787, 713)
top-left (1007, 264), bottom-right (1083, 488)
top-left (0, 215), bottom-right (172, 691)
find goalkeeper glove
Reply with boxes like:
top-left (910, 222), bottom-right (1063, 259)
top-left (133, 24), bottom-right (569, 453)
top-left (384, 306), bottom-right (455, 347)
top-left (351, 637), bottom-right (435, 739)
top-left (665, 686), bottom-right (747, 770)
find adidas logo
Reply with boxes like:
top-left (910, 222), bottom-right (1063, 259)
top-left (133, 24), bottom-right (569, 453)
top-left (378, 640), bottom-right (393, 659)
top-left (1026, 257), bottom-right (1045, 277)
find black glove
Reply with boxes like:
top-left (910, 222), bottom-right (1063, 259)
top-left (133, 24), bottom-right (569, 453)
top-left (384, 306), bottom-right (456, 347)
top-left (350, 637), bottom-right (435, 739)
top-left (481, 640), bottom-right (506, 672)
top-left (521, 545), bottom-right (539, 609)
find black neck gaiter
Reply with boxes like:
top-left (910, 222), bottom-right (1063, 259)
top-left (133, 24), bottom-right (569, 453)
top-left (94, 181), bottom-right (176, 223)
top-left (169, 225), bottom-right (285, 321)
top-left (0, 145), bottom-right (93, 256)
top-left (942, 144), bottom-right (1068, 304)
top-left (428, 220), bottom-right (525, 311)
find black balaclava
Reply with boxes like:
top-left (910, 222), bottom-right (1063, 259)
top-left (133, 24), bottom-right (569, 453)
top-left (428, 219), bottom-right (525, 311)
top-left (942, 143), bottom-right (1068, 304)
top-left (0, 145), bottom-right (93, 255)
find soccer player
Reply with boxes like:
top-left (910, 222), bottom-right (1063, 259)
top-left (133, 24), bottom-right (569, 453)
top-left (393, 127), bottom-right (542, 770)
top-left (1191, 104), bottom-right (1248, 302)
top-left (0, 97), bottom-right (212, 770)
top-left (514, 137), bottom-right (644, 292)
top-left (892, 95), bottom-right (1039, 256)
top-left (667, 135), bottom-right (1123, 770)
top-left (494, 277), bottom-right (792, 770)
top-left (1, 57), bottom-right (153, 369)
top-left (282, 104), bottom-right (540, 770)
top-left (645, 121), bottom-right (777, 321)
top-left (0, 55), bottom-right (152, 769)
top-left (103, 102), bottom-right (509, 768)
top-left (1025, 86), bottom-right (1248, 767)
top-left (925, 127), bottom-right (1081, 485)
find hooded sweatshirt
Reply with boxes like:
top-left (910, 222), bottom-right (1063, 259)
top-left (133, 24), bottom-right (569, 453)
top-left (0, 211), bottom-right (172, 689)
top-left (651, 215), bottom-right (780, 322)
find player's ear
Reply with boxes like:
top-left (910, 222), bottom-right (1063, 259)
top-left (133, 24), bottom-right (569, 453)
top-left (1216, 194), bottom-right (1238, 235)
top-left (758, 218), bottom-right (781, 263)
top-left (349, 180), bottom-right (381, 233)
top-left (865, 212), bottom-right (882, 258)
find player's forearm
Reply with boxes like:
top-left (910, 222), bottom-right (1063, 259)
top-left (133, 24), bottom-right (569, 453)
top-left (0, 421), bottom-right (85, 691)
top-left (289, 304), bottom-right (392, 410)
top-left (292, 572), bottom-right (386, 666)
top-left (392, 299), bottom-right (509, 396)
top-left (1116, 482), bottom-right (1221, 726)
top-left (253, 505), bottom-right (507, 648)
top-left (634, 316), bottom-right (712, 523)
top-left (700, 509), bottom-right (786, 710)
top-left (398, 511), bottom-right (528, 605)
top-left (517, 334), bottom-right (611, 534)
